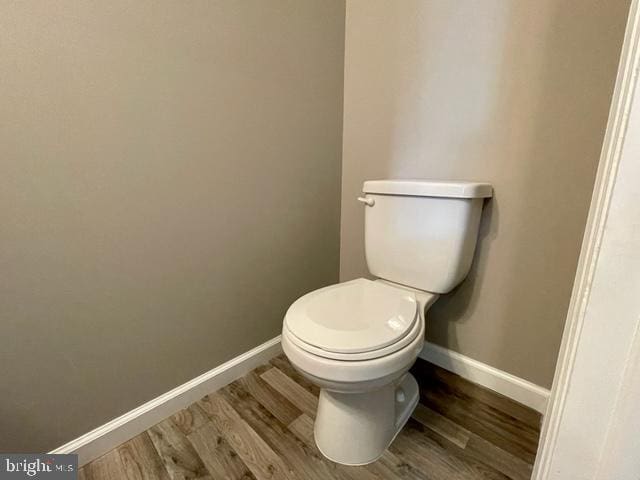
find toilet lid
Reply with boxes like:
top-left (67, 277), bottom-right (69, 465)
top-left (284, 278), bottom-right (418, 354)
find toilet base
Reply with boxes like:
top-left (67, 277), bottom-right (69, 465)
top-left (313, 373), bottom-right (419, 465)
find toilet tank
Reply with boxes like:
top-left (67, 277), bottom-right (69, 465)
top-left (362, 180), bottom-right (492, 294)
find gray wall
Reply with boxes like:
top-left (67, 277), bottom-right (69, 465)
top-left (0, 0), bottom-right (345, 452)
top-left (340, 0), bottom-right (629, 388)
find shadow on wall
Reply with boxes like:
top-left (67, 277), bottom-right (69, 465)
top-left (428, 197), bottom-right (496, 358)
top-left (341, 0), bottom-right (627, 386)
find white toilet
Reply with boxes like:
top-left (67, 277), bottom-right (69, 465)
top-left (281, 179), bottom-right (492, 465)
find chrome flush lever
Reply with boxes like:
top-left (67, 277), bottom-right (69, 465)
top-left (357, 196), bottom-right (375, 206)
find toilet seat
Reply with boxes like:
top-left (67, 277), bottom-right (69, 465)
top-left (282, 312), bottom-right (426, 386)
top-left (284, 278), bottom-right (421, 361)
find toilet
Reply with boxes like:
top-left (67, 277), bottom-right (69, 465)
top-left (281, 179), bottom-right (492, 465)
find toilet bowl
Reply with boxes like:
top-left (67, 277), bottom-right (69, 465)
top-left (281, 179), bottom-right (492, 465)
top-left (282, 278), bottom-right (437, 465)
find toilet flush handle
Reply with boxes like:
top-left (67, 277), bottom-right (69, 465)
top-left (357, 196), bottom-right (375, 207)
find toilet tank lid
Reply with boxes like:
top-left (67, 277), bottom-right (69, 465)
top-left (363, 180), bottom-right (493, 198)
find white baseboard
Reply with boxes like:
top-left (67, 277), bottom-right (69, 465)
top-left (419, 341), bottom-right (550, 414)
top-left (51, 335), bottom-right (282, 466)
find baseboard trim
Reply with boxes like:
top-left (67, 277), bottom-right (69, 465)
top-left (51, 335), bottom-right (282, 466)
top-left (419, 342), bottom-right (550, 414)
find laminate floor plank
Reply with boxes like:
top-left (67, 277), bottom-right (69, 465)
top-left (198, 393), bottom-right (298, 480)
top-left (171, 404), bottom-right (210, 437)
top-left (241, 369), bottom-right (303, 426)
top-left (411, 361), bottom-right (542, 430)
top-left (147, 417), bottom-right (212, 480)
top-left (391, 419), bottom-right (511, 480)
top-left (464, 434), bottom-right (533, 480)
top-left (187, 421), bottom-right (255, 480)
top-left (390, 430), bottom-right (472, 480)
top-left (81, 355), bottom-right (540, 480)
top-left (418, 382), bottom-right (539, 464)
top-left (81, 449), bottom-right (127, 480)
top-left (407, 414), bottom-right (532, 480)
top-left (411, 403), bottom-right (471, 449)
top-left (221, 381), bottom-right (347, 480)
top-left (259, 367), bottom-right (318, 418)
top-left (374, 451), bottom-right (430, 480)
top-left (286, 414), bottom-right (314, 443)
top-left (269, 355), bottom-right (320, 396)
top-left (118, 433), bottom-right (172, 480)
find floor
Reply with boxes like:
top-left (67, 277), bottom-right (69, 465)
top-left (80, 355), bottom-right (541, 480)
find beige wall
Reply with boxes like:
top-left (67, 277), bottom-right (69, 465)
top-left (340, 0), bottom-right (629, 387)
top-left (0, 1), bottom-right (344, 452)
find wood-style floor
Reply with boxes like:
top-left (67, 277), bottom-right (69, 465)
top-left (80, 355), bottom-right (541, 480)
